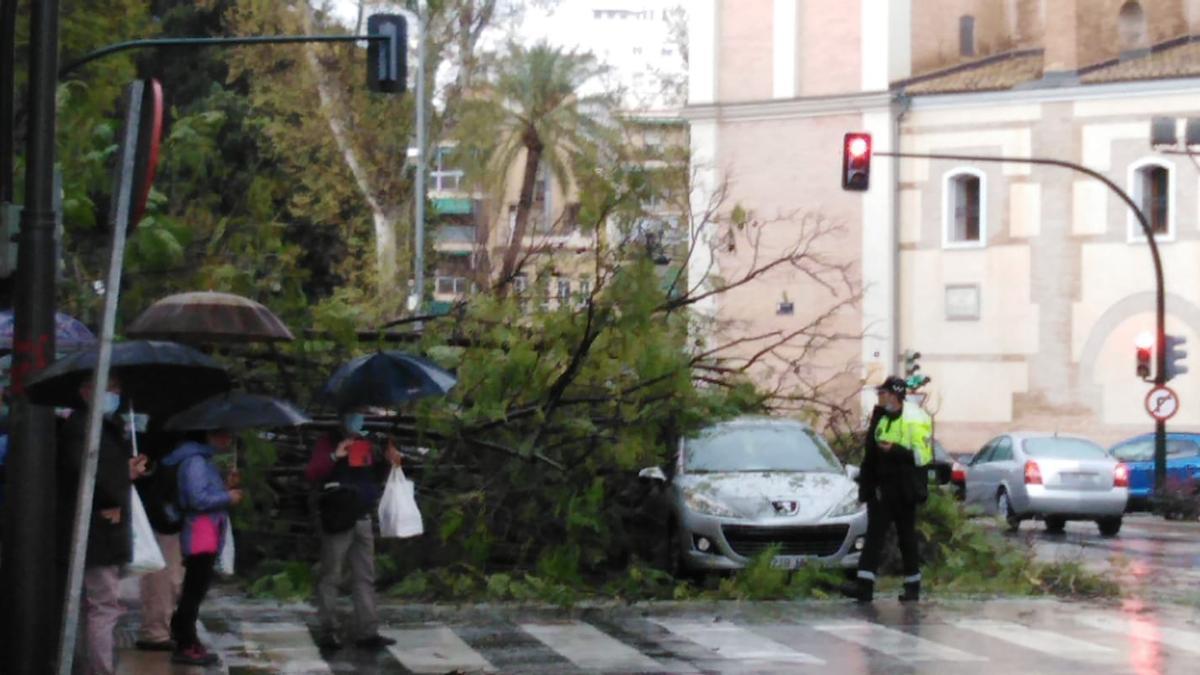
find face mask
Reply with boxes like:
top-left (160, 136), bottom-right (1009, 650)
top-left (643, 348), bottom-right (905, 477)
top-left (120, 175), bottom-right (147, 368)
top-left (101, 392), bottom-right (121, 416)
top-left (343, 413), bottom-right (365, 434)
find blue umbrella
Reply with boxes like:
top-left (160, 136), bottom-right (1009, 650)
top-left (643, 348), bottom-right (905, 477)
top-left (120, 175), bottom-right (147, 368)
top-left (0, 310), bottom-right (95, 351)
top-left (319, 351), bottom-right (456, 412)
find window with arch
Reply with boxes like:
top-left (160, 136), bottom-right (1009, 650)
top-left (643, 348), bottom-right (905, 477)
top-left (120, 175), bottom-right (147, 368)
top-left (1118, 1), bottom-right (1149, 57)
top-left (943, 169), bottom-right (985, 247)
top-left (1129, 159), bottom-right (1174, 241)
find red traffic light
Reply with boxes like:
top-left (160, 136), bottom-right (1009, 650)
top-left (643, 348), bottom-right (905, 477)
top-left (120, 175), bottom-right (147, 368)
top-left (842, 132), bottom-right (872, 191)
top-left (1136, 346), bottom-right (1152, 380)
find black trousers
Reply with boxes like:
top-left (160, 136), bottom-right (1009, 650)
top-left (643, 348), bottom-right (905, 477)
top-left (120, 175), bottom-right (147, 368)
top-left (171, 553), bottom-right (216, 649)
top-left (856, 498), bottom-right (920, 580)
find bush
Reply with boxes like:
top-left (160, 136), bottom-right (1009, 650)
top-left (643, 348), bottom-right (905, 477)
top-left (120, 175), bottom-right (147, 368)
top-left (1154, 478), bottom-right (1200, 520)
top-left (246, 559), bottom-right (313, 601)
top-left (908, 492), bottom-right (1119, 598)
top-left (708, 547), bottom-right (843, 601)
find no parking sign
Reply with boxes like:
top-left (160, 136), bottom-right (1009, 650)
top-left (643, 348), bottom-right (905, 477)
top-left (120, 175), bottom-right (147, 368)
top-left (1145, 386), bottom-right (1179, 421)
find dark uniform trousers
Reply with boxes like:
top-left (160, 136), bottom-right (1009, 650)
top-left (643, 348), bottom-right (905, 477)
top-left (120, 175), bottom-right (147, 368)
top-left (856, 495), bottom-right (920, 582)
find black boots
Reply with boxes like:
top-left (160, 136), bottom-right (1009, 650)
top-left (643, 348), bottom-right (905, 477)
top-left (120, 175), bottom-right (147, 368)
top-left (840, 577), bottom-right (875, 603)
top-left (898, 580), bottom-right (920, 603)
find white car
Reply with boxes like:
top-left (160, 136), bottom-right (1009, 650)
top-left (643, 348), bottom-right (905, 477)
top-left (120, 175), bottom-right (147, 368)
top-left (638, 416), bottom-right (868, 575)
top-left (963, 432), bottom-right (1129, 536)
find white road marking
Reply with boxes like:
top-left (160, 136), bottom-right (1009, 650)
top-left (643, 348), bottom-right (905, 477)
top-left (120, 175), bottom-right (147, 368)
top-left (1076, 613), bottom-right (1200, 655)
top-left (240, 622), bottom-right (333, 674)
top-left (951, 619), bottom-right (1115, 662)
top-left (813, 621), bottom-right (986, 662)
top-left (381, 625), bottom-right (496, 673)
top-left (653, 619), bottom-right (824, 665)
top-left (522, 622), bottom-right (664, 672)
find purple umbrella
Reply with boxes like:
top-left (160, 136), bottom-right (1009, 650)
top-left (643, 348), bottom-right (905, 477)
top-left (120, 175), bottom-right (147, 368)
top-left (0, 310), bottom-right (96, 352)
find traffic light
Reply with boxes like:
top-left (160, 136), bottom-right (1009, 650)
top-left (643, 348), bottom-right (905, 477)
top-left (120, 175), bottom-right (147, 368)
top-left (903, 350), bottom-right (930, 389)
top-left (1135, 332), bottom-right (1153, 380)
top-left (842, 132), bottom-right (872, 191)
top-left (367, 14), bottom-right (407, 94)
top-left (1165, 334), bottom-right (1188, 382)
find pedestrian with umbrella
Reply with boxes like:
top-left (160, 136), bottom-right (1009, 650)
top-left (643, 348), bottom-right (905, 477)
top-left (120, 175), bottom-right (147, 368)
top-left (156, 392), bottom-right (309, 666)
top-left (307, 351), bottom-right (456, 652)
top-left (55, 374), bottom-right (149, 675)
top-left (26, 339), bottom-right (230, 675)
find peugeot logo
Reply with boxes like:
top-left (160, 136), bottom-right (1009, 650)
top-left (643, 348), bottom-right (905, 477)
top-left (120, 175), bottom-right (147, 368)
top-left (772, 500), bottom-right (799, 516)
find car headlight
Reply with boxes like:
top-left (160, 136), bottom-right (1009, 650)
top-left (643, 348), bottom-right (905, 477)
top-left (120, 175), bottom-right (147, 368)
top-left (683, 490), bottom-right (740, 518)
top-left (827, 490), bottom-right (865, 518)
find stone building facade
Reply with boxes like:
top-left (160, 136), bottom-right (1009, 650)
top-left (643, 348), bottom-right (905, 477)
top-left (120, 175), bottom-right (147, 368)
top-left (688, 0), bottom-right (1200, 451)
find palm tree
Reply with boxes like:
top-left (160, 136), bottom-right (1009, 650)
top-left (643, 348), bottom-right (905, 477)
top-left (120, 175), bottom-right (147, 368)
top-left (454, 42), bottom-right (615, 291)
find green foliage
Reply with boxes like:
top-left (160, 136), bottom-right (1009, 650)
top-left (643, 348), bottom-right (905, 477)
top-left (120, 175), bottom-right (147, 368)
top-left (247, 560), bottom-right (313, 601)
top-left (914, 492), bottom-right (1119, 598)
top-left (706, 547), bottom-right (842, 602)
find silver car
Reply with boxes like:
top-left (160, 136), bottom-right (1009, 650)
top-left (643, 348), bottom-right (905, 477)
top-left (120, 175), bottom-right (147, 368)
top-left (638, 417), bottom-right (868, 575)
top-left (963, 432), bottom-right (1129, 536)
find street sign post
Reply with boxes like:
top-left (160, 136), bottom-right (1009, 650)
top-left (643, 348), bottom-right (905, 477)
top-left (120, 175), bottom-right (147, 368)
top-left (1145, 386), bottom-right (1179, 422)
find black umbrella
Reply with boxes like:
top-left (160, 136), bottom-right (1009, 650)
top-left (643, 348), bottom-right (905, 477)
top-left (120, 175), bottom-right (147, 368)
top-left (164, 392), bottom-right (310, 431)
top-left (319, 351), bottom-right (456, 412)
top-left (25, 340), bottom-right (232, 413)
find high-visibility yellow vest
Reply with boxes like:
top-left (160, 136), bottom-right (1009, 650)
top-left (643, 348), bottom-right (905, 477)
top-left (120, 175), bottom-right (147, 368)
top-left (874, 400), bottom-right (933, 467)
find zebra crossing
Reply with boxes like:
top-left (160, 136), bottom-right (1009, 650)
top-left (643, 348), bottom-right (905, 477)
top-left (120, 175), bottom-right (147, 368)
top-left (157, 603), bottom-right (1200, 675)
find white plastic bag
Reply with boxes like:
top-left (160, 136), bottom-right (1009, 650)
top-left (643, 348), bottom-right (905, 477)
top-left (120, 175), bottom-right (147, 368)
top-left (378, 467), bottom-right (423, 538)
top-left (127, 487), bottom-right (166, 575)
top-left (216, 520), bottom-right (235, 577)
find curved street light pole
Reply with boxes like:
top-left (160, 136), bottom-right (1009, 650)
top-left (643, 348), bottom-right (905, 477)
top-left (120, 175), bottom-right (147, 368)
top-left (876, 150), bottom-right (1169, 493)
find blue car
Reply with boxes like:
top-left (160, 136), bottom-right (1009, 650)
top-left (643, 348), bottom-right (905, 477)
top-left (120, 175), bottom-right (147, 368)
top-left (1109, 433), bottom-right (1200, 509)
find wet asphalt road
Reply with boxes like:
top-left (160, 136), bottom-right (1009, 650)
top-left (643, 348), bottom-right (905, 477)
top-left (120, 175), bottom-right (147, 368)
top-left (113, 513), bottom-right (1200, 674)
top-left (116, 594), bottom-right (1200, 675)
top-left (1011, 512), bottom-right (1200, 602)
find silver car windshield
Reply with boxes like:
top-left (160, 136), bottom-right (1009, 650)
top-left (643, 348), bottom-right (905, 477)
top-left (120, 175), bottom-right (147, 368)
top-left (684, 424), bottom-right (841, 473)
top-left (1023, 437), bottom-right (1107, 459)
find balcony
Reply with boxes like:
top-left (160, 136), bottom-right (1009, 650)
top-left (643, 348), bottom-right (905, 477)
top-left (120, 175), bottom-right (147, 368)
top-left (434, 224), bottom-right (477, 255)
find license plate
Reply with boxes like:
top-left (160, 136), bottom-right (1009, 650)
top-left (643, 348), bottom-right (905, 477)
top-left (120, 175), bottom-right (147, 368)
top-left (1060, 472), bottom-right (1097, 486)
top-left (770, 556), bottom-right (806, 570)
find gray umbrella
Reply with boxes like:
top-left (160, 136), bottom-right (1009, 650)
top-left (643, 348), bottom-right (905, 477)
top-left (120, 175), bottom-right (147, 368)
top-left (164, 392), bottom-right (310, 431)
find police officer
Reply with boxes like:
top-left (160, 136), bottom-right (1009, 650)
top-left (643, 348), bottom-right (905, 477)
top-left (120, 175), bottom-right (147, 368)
top-left (845, 375), bottom-right (933, 603)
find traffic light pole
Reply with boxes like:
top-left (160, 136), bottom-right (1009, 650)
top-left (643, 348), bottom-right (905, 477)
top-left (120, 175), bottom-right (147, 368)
top-left (2, 3), bottom-right (61, 675)
top-left (876, 150), bottom-right (1170, 493)
top-left (58, 33), bottom-right (388, 78)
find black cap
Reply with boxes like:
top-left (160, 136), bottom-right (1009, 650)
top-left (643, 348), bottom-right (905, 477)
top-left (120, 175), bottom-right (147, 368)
top-left (876, 376), bottom-right (907, 398)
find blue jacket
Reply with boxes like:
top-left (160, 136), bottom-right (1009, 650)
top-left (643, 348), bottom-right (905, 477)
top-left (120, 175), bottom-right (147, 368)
top-left (162, 441), bottom-right (230, 557)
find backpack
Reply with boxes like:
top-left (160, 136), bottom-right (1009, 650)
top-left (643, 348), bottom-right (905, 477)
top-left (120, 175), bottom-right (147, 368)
top-left (137, 461), bottom-right (182, 535)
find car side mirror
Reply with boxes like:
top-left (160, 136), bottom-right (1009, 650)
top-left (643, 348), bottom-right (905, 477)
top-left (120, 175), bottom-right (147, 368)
top-left (638, 466), bottom-right (667, 482)
top-left (845, 464), bottom-right (860, 481)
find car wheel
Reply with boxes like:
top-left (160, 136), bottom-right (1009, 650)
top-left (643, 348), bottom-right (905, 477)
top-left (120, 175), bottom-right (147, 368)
top-left (997, 490), bottom-right (1020, 532)
top-left (1098, 517), bottom-right (1122, 537)
top-left (1044, 516), bottom-right (1066, 534)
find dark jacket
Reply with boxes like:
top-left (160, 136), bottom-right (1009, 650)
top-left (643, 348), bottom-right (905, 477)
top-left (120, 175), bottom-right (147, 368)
top-left (857, 406), bottom-right (926, 506)
top-left (58, 411), bottom-right (132, 568)
top-left (161, 441), bottom-right (231, 557)
top-left (306, 432), bottom-right (388, 521)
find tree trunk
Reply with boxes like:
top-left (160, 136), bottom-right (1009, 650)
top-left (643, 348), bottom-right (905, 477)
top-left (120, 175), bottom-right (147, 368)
top-left (301, 6), bottom-right (398, 296)
top-left (498, 138), bottom-right (543, 290)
